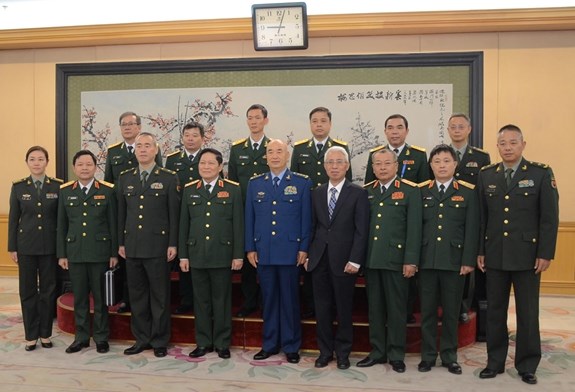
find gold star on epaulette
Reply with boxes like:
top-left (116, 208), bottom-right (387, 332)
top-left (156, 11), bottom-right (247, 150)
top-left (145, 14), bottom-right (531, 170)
top-left (160, 167), bottom-right (176, 175)
top-left (418, 180), bottom-right (432, 188)
top-left (293, 172), bottom-right (310, 179)
top-left (457, 180), bottom-right (475, 190)
top-left (529, 161), bottom-right (549, 169)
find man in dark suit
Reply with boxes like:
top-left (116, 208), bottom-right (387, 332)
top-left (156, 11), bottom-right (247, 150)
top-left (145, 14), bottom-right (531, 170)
top-left (245, 139), bottom-right (312, 364)
top-left (447, 113), bottom-right (491, 324)
top-left (228, 104), bottom-right (271, 318)
top-left (357, 148), bottom-right (422, 373)
top-left (165, 121), bottom-right (207, 315)
top-left (477, 124), bottom-right (559, 385)
top-left (306, 146), bottom-right (369, 369)
top-left (179, 148), bottom-right (244, 359)
top-left (417, 144), bottom-right (479, 375)
top-left (104, 111), bottom-right (162, 314)
top-left (117, 132), bottom-right (180, 358)
top-left (57, 150), bottom-right (118, 354)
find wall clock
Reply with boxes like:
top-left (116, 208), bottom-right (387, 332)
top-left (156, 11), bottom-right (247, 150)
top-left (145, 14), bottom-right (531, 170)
top-left (252, 2), bottom-right (308, 51)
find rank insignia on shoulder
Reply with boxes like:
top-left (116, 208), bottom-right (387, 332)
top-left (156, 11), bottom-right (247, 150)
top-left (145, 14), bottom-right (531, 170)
top-left (409, 145), bottom-right (426, 152)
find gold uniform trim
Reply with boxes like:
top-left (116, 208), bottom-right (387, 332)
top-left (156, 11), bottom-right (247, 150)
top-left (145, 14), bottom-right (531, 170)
top-left (60, 180), bottom-right (75, 189)
top-left (224, 178), bottom-right (240, 186)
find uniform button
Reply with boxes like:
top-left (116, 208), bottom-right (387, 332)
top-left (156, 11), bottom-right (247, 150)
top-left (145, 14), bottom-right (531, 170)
top-left (38, 226), bottom-right (42, 230)
top-left (455, 204), bottom-right (460, 208)
top-left (504, 207), bottom-right (509, 212)
top-left (317, 183), bottom-right (321, 187)
top-left (456, 173), bottom-right (460, 177)
top-left (398, 244), bottom-right (402, 248)
top-left (379, 202), bottom-right (384, 206)
top-left (524, 192), bottom-right (529, 196)
top-left (70, 203), bottom-right (74, 206)
top-left (504, 219), bottom-right (508, 224)
top-left (438, 225), bottom-right (442, 230)
top-left (532, 238), bottom-right (536, 243)
top-left (439, 203), bottom-right (444, 207)
top-left (161, 230), bottom-right (166, 235)
top-left (37, 214), bottom-right (42, 218)
top-left (272, 211), bottom-right (277, 215)
top-left (206, 236), bottom-right (210, 240)
top-left (377, 213), bottom-right (382, 218)
top-left (395, 202), bottom-right (399, 205)
top-left (206, 212), bottom-right (211, 216)
top-left (504, 232), bottom-right (508, 236)
top-left (272, 221), bottom-right (276, 225)
top-left (505, 195), bottom-right (509, 200)
top-left (437, 237), bottom-right (442, 241)
top-left (82, 222), bottom-right (87, 226)
top-left (374, 236), bottom-right (378, 241)
top-left (37, 202), bottom-right (42, 206)
top-left (375, 225), bottom-right (380, 229)
top-left (139, 205), bottom-right (144, 209)
top-left (140, 195), bottom-right (145, 199)
top-left (82, 212), bottom-right (87, 216)
top-left (138, 225), bottom-right (143, 229)
top-left (207, 202), bottom-right (211, 206)
top-left (139, 215), bottom-right (143, 219)
top-left (83, 202), bottom-right (87, 206)
top-left (317, 172), bottom-right (321, 176)
top-left (317, 161), bottom-right (321, 165)
top-left (272, 231), bottom-right (276, 236)
top-left (80, 232), bottom-right (86, 237)
top-left (439, 214), bottom-right (443, 219)
top-left (272, 201), bottom-right (277, 205)
top-left (205, 224), bottom-right (210, 228)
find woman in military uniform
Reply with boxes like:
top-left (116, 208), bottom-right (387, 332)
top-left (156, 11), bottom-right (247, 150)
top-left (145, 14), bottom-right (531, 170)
top-left (8, 146), bottom-right (62, 351)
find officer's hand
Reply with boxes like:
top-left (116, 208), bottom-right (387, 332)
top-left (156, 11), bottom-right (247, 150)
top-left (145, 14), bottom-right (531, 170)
top-left (344, 262), bottom-right (359, 274)
top-left (118, 246), bottom-right (126, 259)
top-left (297, 251), bottom-right (307, 266)
top-left (110, 257), bottom-right (118, 268)
top-left (403, 264), bottom-right (417, 278)
top-left (303, 258), bottom-right (309, 271)
top-left (180, 259), bottom-right (190, 272)
top-left (477, 255), bottom-right (485, 272)
top-left (167, 246), bottom-right (177, 262)
top-left (9, 252), bottom-right (18, 264)
top-left (58, 258), bottom-right (69, 270)
top-left (231, 259), bottom-right (243, 270)
top-left (460, 265), bottom-right (474, 275)
top-left (247, 251), bottom-right (258, 268)
top-left (534, 258), bottom-right (551, 274)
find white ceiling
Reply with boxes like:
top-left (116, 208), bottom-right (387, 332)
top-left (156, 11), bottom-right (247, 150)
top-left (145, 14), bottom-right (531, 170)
top-left (1, 0), bottom-right (574, 30)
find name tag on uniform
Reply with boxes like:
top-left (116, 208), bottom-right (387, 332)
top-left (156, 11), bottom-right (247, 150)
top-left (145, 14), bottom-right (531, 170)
top-left (392, 191), bottom-right (404, 199)
top-left (46, 193), bottom-right (58, 199)
top-left (284, 186), bottom-right (298, 195)
top-left (518, 179), bottom-right (535, 188)
top-left (150, 182), bottom-right (163, 190)
top-left (300, 154), bottom-right (310, 157)
top-left (190, 194), bottom-right (200, 198)
top-left (239, 155), bottom-right (250, 160)
top-left (67, 196), bottom-right (78, 200)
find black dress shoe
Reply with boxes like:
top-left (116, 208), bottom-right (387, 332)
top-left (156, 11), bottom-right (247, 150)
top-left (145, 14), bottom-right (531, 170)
top-left (116, 302), bottom-right (131, 313)
top-left (442, 362), bottom-right (462, 375)
top-left (253, 349), bottom-right (279, 360)
top-left (390, 360), bottom-right (406, 373)
top-left (189, 346), bottom-right (214, 358)
top-left (96, 341), bottom-right (109, 353)
top-left (236, 308), bottom-right (257, 318)
top-left (479, 367), bottom-right (504, 379)
top-left (337, 357), bottom-right (350, 370)
top-left (40, 338), bottom-right (53, 348)
top-left (356, 356), bottom-right (386, 368)
top-left (25, 341), bottom-right (37, 351)
top-left (314, 356), bottom-right (333, 368)
top-left (286, 352), bottom-right (300, 364)
top-left (124, 343), bottom-right (152, 355)
top-left (519, 372), bottom-right (538, 384)
top-left (418, 360), bottom-right (435, 372)
top-left (459, 312), bottom-right (470, 324)
top-left (216, 348), bottom-right (231, 359)
top-left (65, 340), bottom-right (89, 354)
top-left (174, 304), bottom-right (194, 314)
top-left (154, 347), bottom-right (167, 357)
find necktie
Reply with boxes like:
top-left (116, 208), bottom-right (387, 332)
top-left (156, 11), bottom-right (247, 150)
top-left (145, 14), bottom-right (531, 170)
top-left (273, 176), bottom-right (279, 189)
top-left (205, 183), bottom-right (211, 193)
top-left (127, 146), bottom-right (134, 155)
top-left (253, 142), bottom-right (259, 151)
top-left (141, 171), bottom-right (148, 187)
top-left (317, 143), bottom-right (323, 153)
top-left (381, 185), bottom-right (386, 194)
top-left (82, 186), bottom-right (88, 195)
top-left (189, 154), bottom-right (194, 162)
top-left (439, 184), bottom-right (445, 198)
top-left (328, 187), bottom-right (337, 220)
top-left (456, 151), bottom-right (462, 163)
top-left (505, 168), bottom-right (514, 187)
top-left (393, 148), bottom-right (400, 155)
top-left (35, 180), bottom-right (42, 198)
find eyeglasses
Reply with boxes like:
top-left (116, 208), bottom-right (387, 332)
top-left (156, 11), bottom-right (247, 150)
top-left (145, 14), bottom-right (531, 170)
top-left (120, 122), bottom-right (139, 127)
top-left (325, 159), bottom-right (347, 166)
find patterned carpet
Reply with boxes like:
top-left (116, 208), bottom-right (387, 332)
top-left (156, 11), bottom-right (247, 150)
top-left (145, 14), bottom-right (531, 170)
top-left (1, 277), bottom-right (574, 392)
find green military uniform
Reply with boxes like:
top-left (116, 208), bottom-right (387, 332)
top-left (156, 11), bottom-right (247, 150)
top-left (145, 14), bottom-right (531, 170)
top-left (454, 146), bottom-right (491, 184)
top-left (179, 178), bottom-right (244, 349)
top-left (104, 141), bottom-right (163, 184)
top-left (364, 144), bottom-right (429, 184)
top-left (363, 177), bottom-right (422, 362)
top-left (418, 179), bottom-right (479, 365)
top-left (8, 175), bottom-right (62, 342)
top-left (117, 165), bottom-right (180, 348)
top-left (57, 180), bottom-right (117, 344)
top-left (478, 159), bottom-right (559, 374)
top-left (290, 137), bottom-right (352, 188)
top-left (227, 136), bottom-right (269, 314)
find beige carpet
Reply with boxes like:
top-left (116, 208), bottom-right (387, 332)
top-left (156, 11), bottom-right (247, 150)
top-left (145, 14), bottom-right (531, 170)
top-left (1, 277), bottom-right (574, 392)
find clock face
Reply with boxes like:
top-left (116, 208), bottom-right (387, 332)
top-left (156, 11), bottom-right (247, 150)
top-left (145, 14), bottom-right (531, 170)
top-left (252, 3), bottom-right (308, 50)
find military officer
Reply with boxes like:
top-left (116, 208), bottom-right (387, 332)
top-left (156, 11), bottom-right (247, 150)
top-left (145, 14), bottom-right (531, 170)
top-left (165, 121), bottom-right (207, 315)
top-left (118, 132), bottom-right (180, 358)
top-left (104, 111), bottom-right (162, 314)
top-left (477, 125), bottom-right (559, 385)
top-left (417, 144), bottom-right (479, 375)
top-left (357, 148), bottom-right (422, 373)
top-left (179, 148), bottom-right (244, 359)
top-left (228, 104), bottom-right (270, 318)
top-left (245, 139), bottom-right (312, 364)
top-left (57, 150), bottom-right (118, 354)
top-left (8, 146), bottom-right (62, 351)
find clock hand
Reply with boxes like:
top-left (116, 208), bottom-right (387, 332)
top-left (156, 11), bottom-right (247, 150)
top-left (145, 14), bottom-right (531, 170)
top-left (277, 10), bottom-right (285, 35)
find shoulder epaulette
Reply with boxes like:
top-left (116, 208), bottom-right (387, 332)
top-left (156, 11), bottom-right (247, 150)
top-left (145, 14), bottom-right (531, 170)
top-left (232, 138), bottom-right (247, 146)
top-left (12, 177), bottom-right (28, 185)
top-left (107, 141), bottom-right (123, 149)
top-left (166, 150), bottom-right (181, 158)
top-left (363, 180), bottom-right (378, 188)
top-left (224, 178), bottom-right (240, 186)
top-left (293, 172), bottom-right (309, 179)
top-left (49, 176), bottom-right (64, 183)
top-left (470, 146), bottom-right (489, 154)
top-left (332, 138), bottom-right (348, 146)
top-left (409, 144), bottom-right (426, 152)
top-left (120, 168), bottom-right (135, 176)
top-left (369, 145), bottom-right (386, 153)
top-left (457, 180), bottom-right (475, 190)
top-left (250, 173), bottom-right (266, 180)
top-left (418, 180), bottom-right (432, 188)
top-left (160, 167), bottom-right (176, 175)
top-left (529, 161), bottom-right (549, 169)
top-left (400, 179), bottom-right (418, 187)
top-left (185, 179), bottom-right (200, 188)
top-left (481, 163), bottom-right (498, 171)
top-left (294, 139), bottom-right (309, 146)
top-left (98, 180), bottom-right (114, 188)
top-left (60, 180), bottom-right (75, 189)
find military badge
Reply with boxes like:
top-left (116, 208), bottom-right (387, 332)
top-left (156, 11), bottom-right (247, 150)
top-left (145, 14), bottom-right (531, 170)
top-left (466, 162), bottom-right (478, 167)
top-left (284, 186), bottom-right (298, 195)
top-left (67, 196), bottom-right (78, 200)
top-left (392, 191), bottom-right (404, 200)
top-left (45, 193), bottom-right (58, 199)
top-left (94, 195), bottom-right (106, 200)
top-left (518, 179), bottom-right (534, 188)
top-left (451, 195), bottom-right (464, 201)
top-left (21, 194), bottom-right (31, 201)
top-left (150, 182), bottom-right (164, 190)
top-left (403, 160), bottom-right (415, 165)
top-left (257, 191), bottom-right (266, 199)
top-left (217, 191), bottom-right (229, 198)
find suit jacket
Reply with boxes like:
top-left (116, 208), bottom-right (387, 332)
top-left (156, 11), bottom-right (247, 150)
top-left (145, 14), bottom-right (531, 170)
top-left (8, 175), bottom-right (62, 255)
top-left (454, 146), bottom-right (491, 185)
top-left (117, 165), bottom-right (180, 258)
top-left (57, 180), bottom-right (118, 263)
top-left (227, 136), bottom-right (270, 200)
top-left (364, 177), bottom-right (422, 271)
top-left (419, 179), bottom-right (479, 271)
top-left (364, 144), bottom-right (429, 184)
top-left (244, 169), bottom-right (312, 265)
top-left (104, 141), bottom-right (163, 184)
top-left (307, 180), bottom-right (370, 276)
top-left (179, 178), bottom-right (244, 268)
top-left (290, 137), bottom-right (352, 188)
top-left (478, 158), bottom-right (559, 271)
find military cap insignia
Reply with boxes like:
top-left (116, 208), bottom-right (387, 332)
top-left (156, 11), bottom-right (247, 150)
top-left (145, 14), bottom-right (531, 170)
top-left (284, 186), bottom-right (298, 195)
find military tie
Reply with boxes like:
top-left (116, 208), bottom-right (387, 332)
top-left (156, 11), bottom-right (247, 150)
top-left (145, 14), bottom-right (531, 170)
top-left (273, 176), bottom-right (279, 189)
top-left (205, 183), bottom-right (211, 194)
top-left (317, 143), bottom-right (323, 153)
top-left (253, 142), bottom-right (259, 151)
top-left (189, 154), bottom-right (194, 162)
top-left (393, 148), bottom-right (400, 155)
top-left (127, 146), bottom-right (134, 155)
top-left (456, 151), bottom-right (462, 163)
top-left (381, 185), bottom-right (386, 195)
top-left (35, 180), bottom-right (42, 198)
top-left (505, 168), bottom-right (514, 188)
top-left (141, 171), bottom-right (148, 188)
top-left (82, 186), bottom-right (88, 195)
top-left (439, 184), bottom-right (445, 198)
top-left (328, 187), bottom-right (337, 220)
